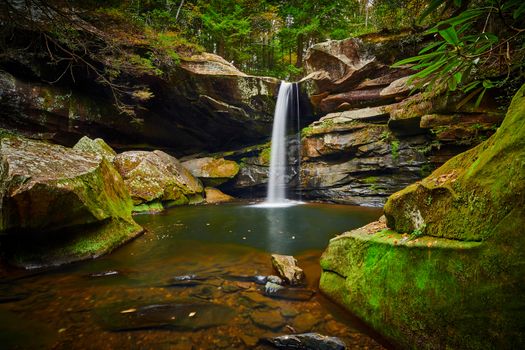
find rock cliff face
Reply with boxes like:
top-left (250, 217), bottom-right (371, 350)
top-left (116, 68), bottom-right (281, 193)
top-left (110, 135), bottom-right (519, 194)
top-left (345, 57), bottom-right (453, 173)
top-left (0, 136), bottom-right (143, 268)
top-left (296, 36), bottom-right (504, 206)
top-left (0, 51), bottom-right (280, 153)
top-left (222, 36), bottom-right (503, 205)
top-left (319, 84), bottom-right (525, 349)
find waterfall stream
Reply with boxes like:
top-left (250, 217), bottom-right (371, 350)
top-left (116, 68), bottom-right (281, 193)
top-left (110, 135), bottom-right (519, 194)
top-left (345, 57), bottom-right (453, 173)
top-left (258, 81), bottom-right (301, 207)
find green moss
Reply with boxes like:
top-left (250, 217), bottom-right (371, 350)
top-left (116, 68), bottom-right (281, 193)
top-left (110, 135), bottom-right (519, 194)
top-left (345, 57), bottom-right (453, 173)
top-left (5, 219), bottom-right (143, 268)
top-left (164, 195), bottom-right (189, 208)
top-left (321, 220), bottom-right (522, 349)
top-left (301, 125), bottom-right (314, 138)
top-left (320, 84), bottom-right (525, 349)
top-left (363, 176), bottom-right (379, 184)
top-left (420, 163), bottom-right (434, 177)
top-left (133, 201), bottom-right (165, 213)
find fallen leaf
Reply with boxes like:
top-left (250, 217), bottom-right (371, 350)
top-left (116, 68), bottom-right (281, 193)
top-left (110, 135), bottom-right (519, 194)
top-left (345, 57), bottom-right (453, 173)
top-left (120, 308), bottom-right (137, 314)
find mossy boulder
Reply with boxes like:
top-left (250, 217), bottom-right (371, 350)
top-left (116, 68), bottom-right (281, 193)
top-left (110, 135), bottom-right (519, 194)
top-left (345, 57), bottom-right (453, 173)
top-left (114, 150), bottom-right (203, 208)
top-left (320, 84), bottom-right (525, 349)
top-left (73, 136), bottom-right (117, 162)
top-left (182, 157), bottom-right (240, 187)
top-left (0, 136), bottom-right (142, 268)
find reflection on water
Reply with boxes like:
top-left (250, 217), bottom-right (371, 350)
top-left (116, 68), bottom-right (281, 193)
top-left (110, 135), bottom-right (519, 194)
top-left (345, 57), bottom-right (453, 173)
top-left (0, 202), bottom-right (387, 349)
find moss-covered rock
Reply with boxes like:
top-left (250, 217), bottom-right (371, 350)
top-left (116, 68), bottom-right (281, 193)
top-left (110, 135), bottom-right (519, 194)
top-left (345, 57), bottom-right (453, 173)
top-left (73, 136), bottom-right (117, 162)
top-left (0, 136), bottom-right (142, 267)
top-left (114, 150), bottom-right (203, 208)
top-left (320, 84), bottom-right (525, 349)
top-left (182, 157), bottom-right (239, 187)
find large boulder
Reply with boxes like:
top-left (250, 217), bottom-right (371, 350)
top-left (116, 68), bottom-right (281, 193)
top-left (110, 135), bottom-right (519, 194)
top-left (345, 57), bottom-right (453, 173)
top-left (319, 84), bottom-right (525, 349)
top-left (0, 136), bottom-right (142, 267)
top-left (113, 150), bottom-right (203, 208)
top-left (182, 157), bottom-right (240, 187)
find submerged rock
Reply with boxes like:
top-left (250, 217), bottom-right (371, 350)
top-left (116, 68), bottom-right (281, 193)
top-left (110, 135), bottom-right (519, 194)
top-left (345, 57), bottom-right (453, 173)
top-left (0, 136), bottom-right (142, 267)
top-left (271, 254), bottom-right (305, 286)
top-left (88, 270), bottom-right (119, 278)
top-left (114, 150), bottom-right (203, 207)
top-left (266, 333), bottom-right (346, 350)
top-left (166, 274), bottom-right (208, 287)
top-left (96, 301), bottom-right (235, 331)
top-left (320, 84), bottom-right (525, 349)
top-left (249, 309), bottom-right (286, 330)
top-left (264, 282), bottom-right (315, 301)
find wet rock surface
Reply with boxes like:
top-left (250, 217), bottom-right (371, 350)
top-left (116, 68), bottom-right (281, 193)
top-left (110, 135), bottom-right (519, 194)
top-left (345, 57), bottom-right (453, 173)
top-left (266, 333), bottom-right (346, 350)
top-left (264, 282), bottom-right (316, 301)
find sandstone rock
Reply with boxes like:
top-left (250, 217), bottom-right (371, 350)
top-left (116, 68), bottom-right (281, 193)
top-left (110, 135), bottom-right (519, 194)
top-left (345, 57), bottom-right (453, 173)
top-left (319, 84), bottom-right (525, 349)
top-left (0, 52), bottom-right (281, 152)
top-left (318, 88), bottom-right (397, 113)
top-left (182, 157), bottom-right (239, 186)
top-left (271, 254), bottom-right (305, 286)
top-left (379, 75), bottom-right (413, 97)
top-left (304, 38), bottom-right (376, 94)
top-left (204, 187), bottom-right (234, 204)
top-left (0, 136), bottom-right (142, 267)
top-left (73, 136), bottom-right (117, 162)
top-left (114, 150), bottom-right (203, 206)
top-left (302, 124), bottom-right (387, 158)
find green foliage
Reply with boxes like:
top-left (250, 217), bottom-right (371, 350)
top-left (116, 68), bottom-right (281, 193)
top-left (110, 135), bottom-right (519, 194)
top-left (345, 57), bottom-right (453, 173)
top-left (391, 140), bottom-right (400, 160)
top-left (411, 223), bottom-right (427, 238)
top-left (393, 0), bottom-right (525, 107)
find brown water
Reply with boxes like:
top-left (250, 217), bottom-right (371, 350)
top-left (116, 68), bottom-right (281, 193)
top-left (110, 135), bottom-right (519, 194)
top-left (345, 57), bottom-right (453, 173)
top-left (0, 202), bottom-right (387, 349)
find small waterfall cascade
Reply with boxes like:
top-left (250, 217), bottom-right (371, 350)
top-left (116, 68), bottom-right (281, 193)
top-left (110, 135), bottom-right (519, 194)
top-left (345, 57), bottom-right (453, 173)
top-left (259, 81), bottom-right (302, 207)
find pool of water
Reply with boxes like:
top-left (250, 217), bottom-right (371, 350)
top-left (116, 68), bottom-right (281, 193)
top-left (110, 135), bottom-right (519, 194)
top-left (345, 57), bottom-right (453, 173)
top-left (0, 202), bottom-right (388, 349)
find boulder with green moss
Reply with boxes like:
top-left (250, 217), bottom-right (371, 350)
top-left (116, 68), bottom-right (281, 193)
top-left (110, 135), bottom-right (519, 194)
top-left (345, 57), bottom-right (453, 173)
top-left (320, 84), bottom-right (525, 349)
top-left (73, 136), bottom-right (117, 162)
top-left (182, 157), bottom-right (240, 187)
top-left (0, 136), bottom-right (143, 268)
top-left (114, 150), bottom-right (204, 209)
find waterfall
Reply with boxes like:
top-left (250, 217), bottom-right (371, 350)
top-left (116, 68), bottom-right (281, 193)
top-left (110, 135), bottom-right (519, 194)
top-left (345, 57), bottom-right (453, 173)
top-left (259, 81), bottom-right (301, 207)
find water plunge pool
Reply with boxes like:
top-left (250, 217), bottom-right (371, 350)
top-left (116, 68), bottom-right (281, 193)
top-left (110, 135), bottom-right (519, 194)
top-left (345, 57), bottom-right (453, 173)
top-left (0, 202), bottom-right (388, 349)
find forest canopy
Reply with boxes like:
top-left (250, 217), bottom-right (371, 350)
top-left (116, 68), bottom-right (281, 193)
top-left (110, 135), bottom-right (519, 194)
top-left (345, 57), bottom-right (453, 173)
top-left (1, 0), bottom-right (523, 110)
